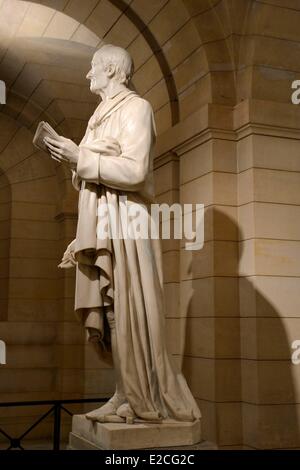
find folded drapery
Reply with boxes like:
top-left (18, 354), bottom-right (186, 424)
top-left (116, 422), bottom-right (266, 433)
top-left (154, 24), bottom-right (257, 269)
top-left (58, 136), bottom-right (121, 271)
top-left (58, 136), bottom-right (122, 361)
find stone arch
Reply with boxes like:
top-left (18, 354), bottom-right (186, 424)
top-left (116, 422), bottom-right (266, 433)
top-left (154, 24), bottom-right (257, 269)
top-left (6, 0), bottom-right (270, 128)
top-left (22, 0), bottom-right (234, 129)
top-left (11, 0), bottom-right (250, 128)
top-left (24, 0), bottom-right (181, 124)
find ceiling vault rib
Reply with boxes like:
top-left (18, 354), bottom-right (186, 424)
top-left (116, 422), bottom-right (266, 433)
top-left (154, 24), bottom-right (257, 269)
top-left (109, 0), bottom-right (179, 125)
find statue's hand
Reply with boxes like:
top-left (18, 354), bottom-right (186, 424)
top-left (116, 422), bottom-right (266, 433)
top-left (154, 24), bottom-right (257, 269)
top-left (44, 136), bottom-right (79, 168)
top-left (84, 136), bottom-right (121, 158)
top-left (99, 137), bottom-right (121, 157)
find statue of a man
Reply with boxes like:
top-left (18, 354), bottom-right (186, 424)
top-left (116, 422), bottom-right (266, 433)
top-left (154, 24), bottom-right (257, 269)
top-left (45, 44), bottom-right (200, 424)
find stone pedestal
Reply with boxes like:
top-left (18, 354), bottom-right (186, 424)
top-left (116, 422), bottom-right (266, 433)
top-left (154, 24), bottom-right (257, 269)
top-left (69, 414), bottom-right (203, 450)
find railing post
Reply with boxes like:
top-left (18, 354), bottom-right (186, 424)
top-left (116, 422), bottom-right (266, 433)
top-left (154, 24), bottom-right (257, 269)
top-left (53, 403), bottom-right (61, 451)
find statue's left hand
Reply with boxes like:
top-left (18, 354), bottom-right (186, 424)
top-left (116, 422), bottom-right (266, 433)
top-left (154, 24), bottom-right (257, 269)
top-left (44, 136), bottom-right (79, 168)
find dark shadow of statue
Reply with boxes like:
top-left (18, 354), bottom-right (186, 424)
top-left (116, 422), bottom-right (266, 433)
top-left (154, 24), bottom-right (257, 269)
top-left (180, 207), bottom-right (300, 449)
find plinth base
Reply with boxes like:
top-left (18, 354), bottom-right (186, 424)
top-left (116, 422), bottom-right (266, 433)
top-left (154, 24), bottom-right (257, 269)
top-left (69, 414), bottom-right (204, 450)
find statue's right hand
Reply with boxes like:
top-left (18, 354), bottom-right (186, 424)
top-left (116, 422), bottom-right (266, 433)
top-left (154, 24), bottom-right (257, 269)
top-left (84, 136), bottom-right (121, 157)
top-left (100, 136), bottom-right (121, 156)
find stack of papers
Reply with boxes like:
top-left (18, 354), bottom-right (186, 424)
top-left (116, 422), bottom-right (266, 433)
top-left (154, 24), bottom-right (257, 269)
top-left (32, 121), bottom-right (61, 152)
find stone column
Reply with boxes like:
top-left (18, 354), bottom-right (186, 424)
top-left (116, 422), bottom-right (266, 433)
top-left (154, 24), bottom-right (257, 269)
top-left (156, 104), bottom-right (242, 447)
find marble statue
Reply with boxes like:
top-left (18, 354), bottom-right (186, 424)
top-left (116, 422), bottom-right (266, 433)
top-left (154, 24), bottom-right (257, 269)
top-left (44, 44), bottom-right (201, 425)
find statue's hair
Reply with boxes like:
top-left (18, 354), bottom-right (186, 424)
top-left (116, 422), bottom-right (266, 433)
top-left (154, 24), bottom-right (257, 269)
top-left (95, 44), bottom-right (134, 85)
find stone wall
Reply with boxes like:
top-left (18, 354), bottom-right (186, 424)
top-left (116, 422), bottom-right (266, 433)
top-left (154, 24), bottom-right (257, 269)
top-left (154, 97), bottom-right (300, 449)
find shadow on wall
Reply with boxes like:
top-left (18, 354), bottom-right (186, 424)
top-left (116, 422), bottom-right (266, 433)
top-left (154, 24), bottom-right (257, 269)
top-left (0, 168), bottom-right (11, 321)
top-left (181, 208), bottom-right (300, 449)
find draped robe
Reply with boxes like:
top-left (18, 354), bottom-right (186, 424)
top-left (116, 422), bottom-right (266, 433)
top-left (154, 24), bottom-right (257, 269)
top-left (67, 89), bottom-right (201, 422)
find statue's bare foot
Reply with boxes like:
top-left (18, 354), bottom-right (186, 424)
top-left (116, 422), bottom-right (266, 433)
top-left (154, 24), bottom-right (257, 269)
top-left (97, 414), bottom-right (126, 423)
top-left (85, 393), bottom-right (126, 421)
top-left (116, 402), bottom-right (136, 423)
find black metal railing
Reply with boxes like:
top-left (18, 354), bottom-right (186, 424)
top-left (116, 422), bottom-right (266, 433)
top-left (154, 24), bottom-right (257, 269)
top-left (0, 398), bottom-right (108, 451)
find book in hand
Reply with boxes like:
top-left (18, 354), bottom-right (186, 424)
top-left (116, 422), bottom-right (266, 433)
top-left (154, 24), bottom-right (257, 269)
top-left (33, 121), bottom-right (61, 152)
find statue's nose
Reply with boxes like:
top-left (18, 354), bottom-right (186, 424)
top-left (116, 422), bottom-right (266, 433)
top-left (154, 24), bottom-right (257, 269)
top-left (86, 69), bottom-right (92, 80)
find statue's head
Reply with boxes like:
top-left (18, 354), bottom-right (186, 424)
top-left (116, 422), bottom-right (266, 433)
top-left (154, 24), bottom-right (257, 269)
top-left (86, 44), bottom-right (134, 94)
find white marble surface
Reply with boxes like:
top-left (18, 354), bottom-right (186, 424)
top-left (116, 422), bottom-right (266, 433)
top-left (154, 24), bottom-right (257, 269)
top-left (70, 414), bottom-right (202, 450)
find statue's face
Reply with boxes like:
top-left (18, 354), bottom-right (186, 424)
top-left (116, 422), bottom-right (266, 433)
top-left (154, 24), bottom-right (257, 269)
top-left (86, 53), bottom-right (109, 94)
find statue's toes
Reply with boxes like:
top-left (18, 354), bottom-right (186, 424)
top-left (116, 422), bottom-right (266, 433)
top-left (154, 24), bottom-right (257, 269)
top-left (85, 403), bottom-right (117, 420)
top-left (116, 402), bottom-right (136, 419)
top-left (85, 409), bottom-right (102, 421)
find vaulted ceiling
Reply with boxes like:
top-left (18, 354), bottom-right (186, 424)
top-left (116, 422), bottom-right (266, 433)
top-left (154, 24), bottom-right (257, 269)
top-left (0, 0), bottom-right (299, 140)
top-left (0, 0), bottom-right (229, 138)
